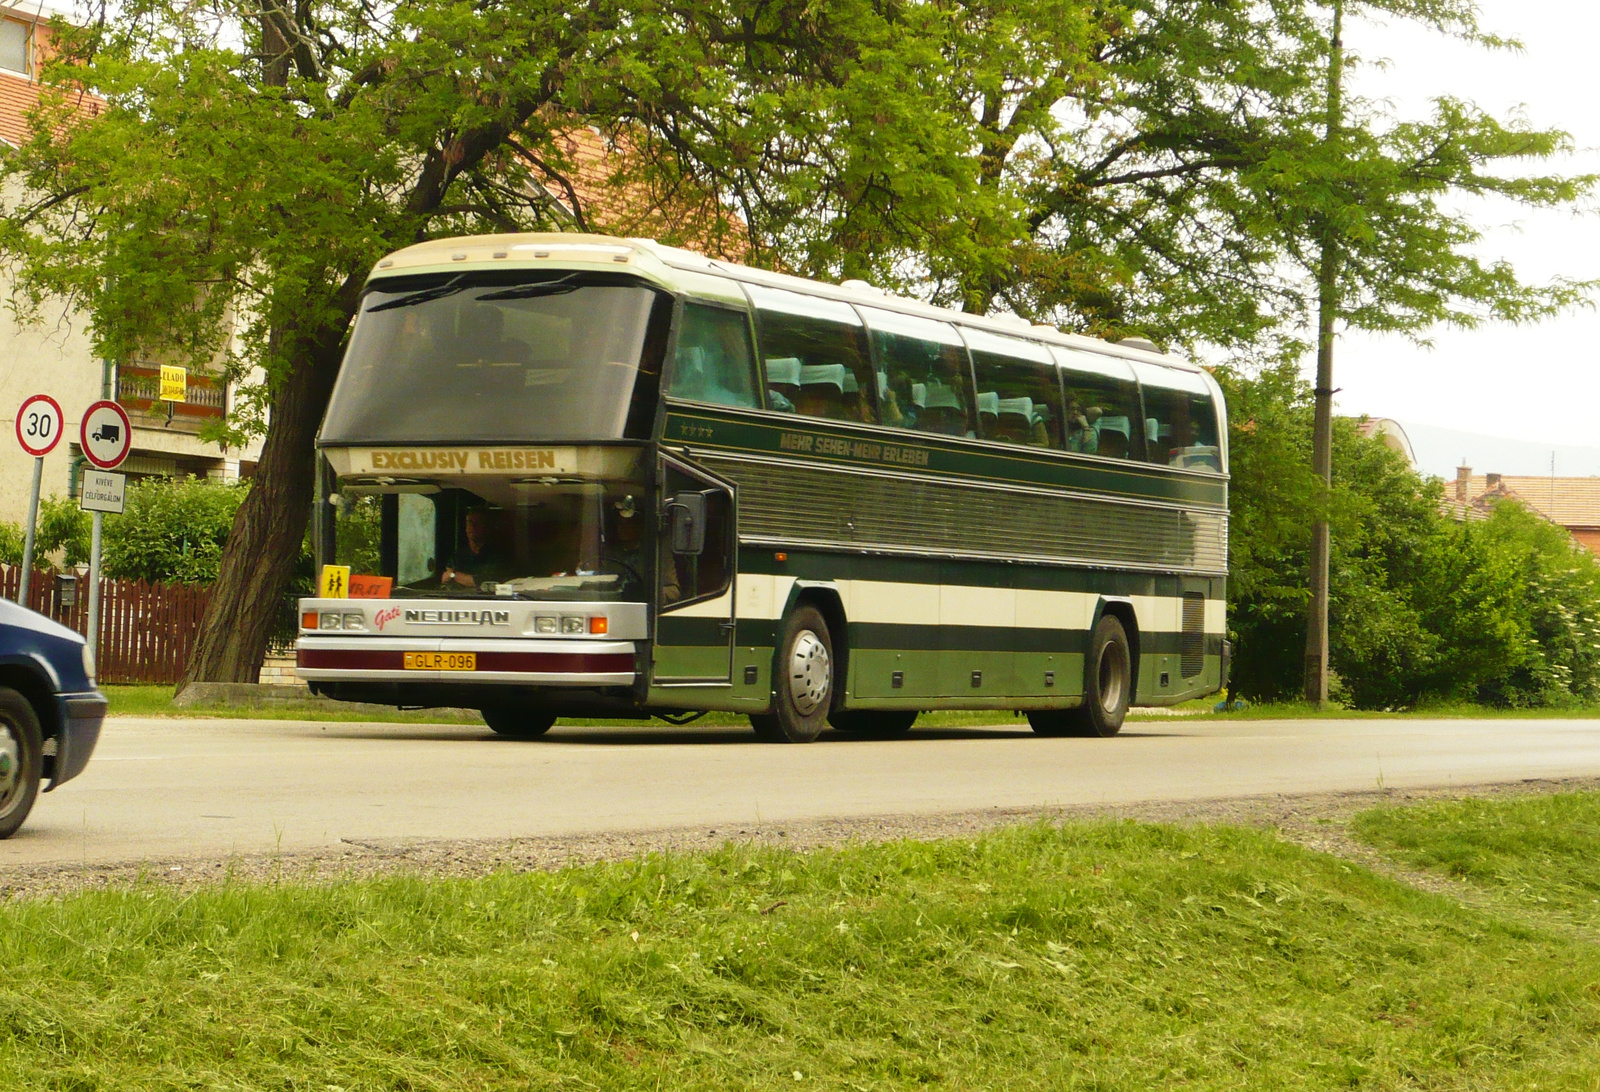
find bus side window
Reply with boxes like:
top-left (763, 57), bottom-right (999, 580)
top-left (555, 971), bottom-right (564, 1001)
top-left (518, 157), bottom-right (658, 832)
top-left (960, 330), bottom-right (1060, 448)
top-left (664, 303), bottom-right (759, 409)
top-left (751, 297), bottom-right (875, 424)
top-left (969, 348), bottom-right (1062, 448)
top-left (1060, 370), bottom-right (1141, 460)
top-left (857, 309), bottom-right (974, 438)
top-left (1052, 348), bottom-right (1146, 461)
top-left (1141, 382), bottom-right (1221, 471)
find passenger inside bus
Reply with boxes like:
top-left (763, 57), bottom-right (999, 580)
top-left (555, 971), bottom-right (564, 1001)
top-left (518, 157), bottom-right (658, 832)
top-left (441, 508), bottom-right (505, 588)
top-left (455, 305), bottom-right (530, 366)
top-left (912, 382), bottom-right (972, 436)
top-left (794, 363), bottom-right (851, 420)
top-left (666, 304), bottom-right (759, 408)
top-left (765, 357), bottom-right (801, 412)
top-left (1065, 401), bottom-right (1099, 452)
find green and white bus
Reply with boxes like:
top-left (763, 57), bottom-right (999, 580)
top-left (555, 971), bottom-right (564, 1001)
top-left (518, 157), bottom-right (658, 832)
top-left (297, 234), bottom-right (1229, 741)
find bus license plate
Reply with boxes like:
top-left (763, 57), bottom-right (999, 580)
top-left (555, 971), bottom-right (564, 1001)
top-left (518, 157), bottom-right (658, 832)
top-left (404, 652), bottom-right (476, 671)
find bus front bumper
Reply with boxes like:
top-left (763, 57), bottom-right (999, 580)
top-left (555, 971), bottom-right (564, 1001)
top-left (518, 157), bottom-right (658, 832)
top-left (295, 637), bottom-right (639, 686)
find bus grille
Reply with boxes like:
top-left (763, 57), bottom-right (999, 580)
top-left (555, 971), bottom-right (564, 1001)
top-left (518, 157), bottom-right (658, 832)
top-left (699, 455), bottom-right (1229, 576)
top-left (1181, 593), bottom-right (1207, 677)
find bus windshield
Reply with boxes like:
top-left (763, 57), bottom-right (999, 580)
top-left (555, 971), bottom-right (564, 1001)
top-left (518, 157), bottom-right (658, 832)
top-left (330, 471), bottom-right (653, 602)
top-left (321, 272), bottom-right (672, 445)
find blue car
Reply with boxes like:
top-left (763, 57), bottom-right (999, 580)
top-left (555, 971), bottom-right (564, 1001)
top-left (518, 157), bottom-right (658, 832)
top-left (0, 599), bottom-right (106, 838)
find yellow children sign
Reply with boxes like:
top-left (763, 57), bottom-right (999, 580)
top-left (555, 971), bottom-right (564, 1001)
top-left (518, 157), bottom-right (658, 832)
top-left (319, 565), bottom-right (351, 598)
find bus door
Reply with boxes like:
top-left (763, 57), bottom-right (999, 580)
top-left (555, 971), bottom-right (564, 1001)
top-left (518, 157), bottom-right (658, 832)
top-left (651, 453), bottom-right (738, 684)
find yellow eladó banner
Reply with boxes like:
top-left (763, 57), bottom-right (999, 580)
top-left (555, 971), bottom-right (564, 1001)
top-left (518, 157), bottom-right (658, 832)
top-left (159, 365), bottom-right (187, 402)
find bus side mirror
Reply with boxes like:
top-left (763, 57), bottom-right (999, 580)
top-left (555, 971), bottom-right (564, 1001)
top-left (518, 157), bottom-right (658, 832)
top-left (668, 492), bottom-right (707, 555)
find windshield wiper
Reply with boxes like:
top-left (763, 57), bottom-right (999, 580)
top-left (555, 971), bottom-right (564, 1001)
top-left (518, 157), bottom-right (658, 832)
top-left (475, 275), bottom-right (579, 302)
top-left (367, 275), bottom-right (469, 312)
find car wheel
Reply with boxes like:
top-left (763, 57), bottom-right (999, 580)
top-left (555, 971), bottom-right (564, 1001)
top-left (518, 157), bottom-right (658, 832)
top-left (0, 687), bottom-right (44, 839)
top-left (750, 605), bottom-right (833, 744)
top-left (1029, 615), bottom-right (1132, 738)
top-left (481, 707), bottom-right (557, 739)
top-left (829, 710), bottom-right (917, 739)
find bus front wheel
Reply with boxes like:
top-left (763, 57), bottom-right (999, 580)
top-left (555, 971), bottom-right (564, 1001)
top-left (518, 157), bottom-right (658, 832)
top-left (481, 707), bottom-right (557, 739)
top-left (750, 605), bottom-right (833, 744)
top-left (1029, 615), bottom-right (1131, 738)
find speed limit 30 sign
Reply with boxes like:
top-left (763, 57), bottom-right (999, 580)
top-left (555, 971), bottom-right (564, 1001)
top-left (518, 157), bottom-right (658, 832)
top-left (14, 395), bottom-right (64, 457)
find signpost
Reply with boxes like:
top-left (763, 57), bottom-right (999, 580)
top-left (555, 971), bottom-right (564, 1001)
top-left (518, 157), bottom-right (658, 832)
top-left (79, 401), bottom-right (132, 663)
top-left (12, 395), bottom-right (63, 606)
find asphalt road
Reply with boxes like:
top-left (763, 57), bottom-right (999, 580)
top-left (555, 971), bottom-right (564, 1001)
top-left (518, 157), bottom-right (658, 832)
top-left (5, 714), bottom-right (1600, 866)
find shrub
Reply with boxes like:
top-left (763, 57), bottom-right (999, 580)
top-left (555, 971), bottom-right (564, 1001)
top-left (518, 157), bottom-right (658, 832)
top-left (101, 478), bottom-right (250, 584)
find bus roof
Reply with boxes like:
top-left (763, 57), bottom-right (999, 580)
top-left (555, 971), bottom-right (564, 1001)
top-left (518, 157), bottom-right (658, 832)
top-left (368, 233), bottom-right (1207, 378)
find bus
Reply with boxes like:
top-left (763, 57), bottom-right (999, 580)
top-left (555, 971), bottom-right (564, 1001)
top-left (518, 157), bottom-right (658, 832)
top-left (296, 233), bottom-right (1229, 742)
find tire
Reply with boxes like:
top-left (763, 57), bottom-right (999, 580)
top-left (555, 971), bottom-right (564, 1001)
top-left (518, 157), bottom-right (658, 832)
top-left (1029, 614), bottom-right (1132, 738)
top-left (481, 707), bottom-right (558, 739)
top-left (750, 605), bottom-right (833, 744)
top-left (0, 687), bottom-right (44, 839)
top-left (829, 710), bottom-right (917, 739)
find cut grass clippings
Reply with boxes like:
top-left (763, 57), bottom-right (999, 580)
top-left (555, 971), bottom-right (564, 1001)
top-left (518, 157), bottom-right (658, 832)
top-left (1354, 790), bottom-right (1600, 933)
top-left (5, 821), bottom-right (1600, 1089)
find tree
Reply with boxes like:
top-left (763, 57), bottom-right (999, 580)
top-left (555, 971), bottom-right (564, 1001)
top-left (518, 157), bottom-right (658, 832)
top-left (1238, 1), bottom-right (1596, 704)
top-left (4, 0), bottom-right (1591, 690)
top-left (1, 0), bottom-right (719, 683)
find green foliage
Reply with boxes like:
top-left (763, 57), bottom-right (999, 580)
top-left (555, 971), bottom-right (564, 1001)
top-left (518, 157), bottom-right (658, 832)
top-left (101, 478), bottom-right (250, 585)
top-left (2, 823), bottom-right (1600, 1087)
top-left (34, 495), bottom-right (91, 568)
top-left (0, 521), bottom-right (21, 568)
top-left (0, 498), bottom-right (90, 572)
top-left (1219, 365), bottom-right (1600, 709)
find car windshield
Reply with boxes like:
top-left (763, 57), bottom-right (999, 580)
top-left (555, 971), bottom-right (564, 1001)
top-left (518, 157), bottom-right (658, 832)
top-left (321, 272), bottom-right (672, 445)
top-left (330, 470), bottom-right (652, 602)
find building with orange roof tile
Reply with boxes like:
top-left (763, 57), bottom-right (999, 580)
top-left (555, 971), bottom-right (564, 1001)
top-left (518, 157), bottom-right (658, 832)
top-left (1447, 467), bottom-right (1600, 553)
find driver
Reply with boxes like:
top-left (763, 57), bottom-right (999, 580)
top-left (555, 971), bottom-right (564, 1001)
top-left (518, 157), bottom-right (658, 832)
top-left (441, 509), bottom-right (501, 588)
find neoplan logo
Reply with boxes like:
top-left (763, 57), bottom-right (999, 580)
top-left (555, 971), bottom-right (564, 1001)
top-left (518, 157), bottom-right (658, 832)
top-left (404, 609), bottom-right (511, 626)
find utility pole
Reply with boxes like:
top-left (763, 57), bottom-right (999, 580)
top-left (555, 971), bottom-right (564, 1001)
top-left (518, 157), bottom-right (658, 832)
top-left (1304, 0), bottom-right (1344, 706)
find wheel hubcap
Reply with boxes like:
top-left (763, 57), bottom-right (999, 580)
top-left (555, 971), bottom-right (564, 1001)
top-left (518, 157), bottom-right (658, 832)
top-left (788, 630), bottom-right (831, 715)
top-left (0, 723), bottom-right (21, 814)
top-left (1098, 643), bottom-right (1126, 713)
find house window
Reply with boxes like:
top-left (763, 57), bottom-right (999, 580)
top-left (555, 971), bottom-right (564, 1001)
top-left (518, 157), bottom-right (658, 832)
top-left (0, 20), bottom-right (30, 76)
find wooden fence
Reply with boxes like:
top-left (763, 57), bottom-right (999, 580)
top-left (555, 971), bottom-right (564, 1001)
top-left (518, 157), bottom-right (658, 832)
top-left (0, 566), bottom-right (213, 685)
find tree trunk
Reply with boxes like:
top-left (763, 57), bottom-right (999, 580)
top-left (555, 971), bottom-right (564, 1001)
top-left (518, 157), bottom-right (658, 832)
top-left (177, 302), bottom-right (354, 688)
top-left (1303, 0), bottom-right (1343, 707)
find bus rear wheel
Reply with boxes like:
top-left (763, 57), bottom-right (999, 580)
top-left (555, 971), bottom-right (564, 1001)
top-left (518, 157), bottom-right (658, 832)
top-left (1029, 615), bottom-right (1131, 738)
top-left (750, 605), bottom-right (833, 744)
top-left (481, 707), bottom-right (557, 739)
top-left (829, 710), bottom-right (917, 739)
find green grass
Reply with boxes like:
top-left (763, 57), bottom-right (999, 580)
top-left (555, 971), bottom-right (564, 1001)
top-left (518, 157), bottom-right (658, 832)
top-left (1171, 697), bottom-right (1600, 720)
top-left (1355, 791), bottom-right (1600, 931)
top-left (105, 686), bottom-right (1078, 729)
top-left (6, 822), bottom-right (1600, 1088)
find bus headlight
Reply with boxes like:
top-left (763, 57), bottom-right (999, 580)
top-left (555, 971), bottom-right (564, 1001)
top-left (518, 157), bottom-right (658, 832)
top-left (534, 616), bottom-right (558, 634)
top-left (561, 616), bottom-right (585, 634)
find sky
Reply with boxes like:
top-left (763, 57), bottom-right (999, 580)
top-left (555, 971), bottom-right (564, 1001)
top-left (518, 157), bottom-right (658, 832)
top-left (1332, 0), bottom-right (1600, 478)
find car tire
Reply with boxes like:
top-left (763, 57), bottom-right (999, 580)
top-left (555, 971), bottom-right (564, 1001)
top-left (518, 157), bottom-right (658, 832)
top-left (0, 687), bottom-right (44, 839)
top-left (750, 605), bottom-right (833, 744)
top-left (1028, 614), bottom-right (1132, 738)
top-left (829, 710), bottom-right (917, 739)
top-left (481, 707), bottom-right (557, 739)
